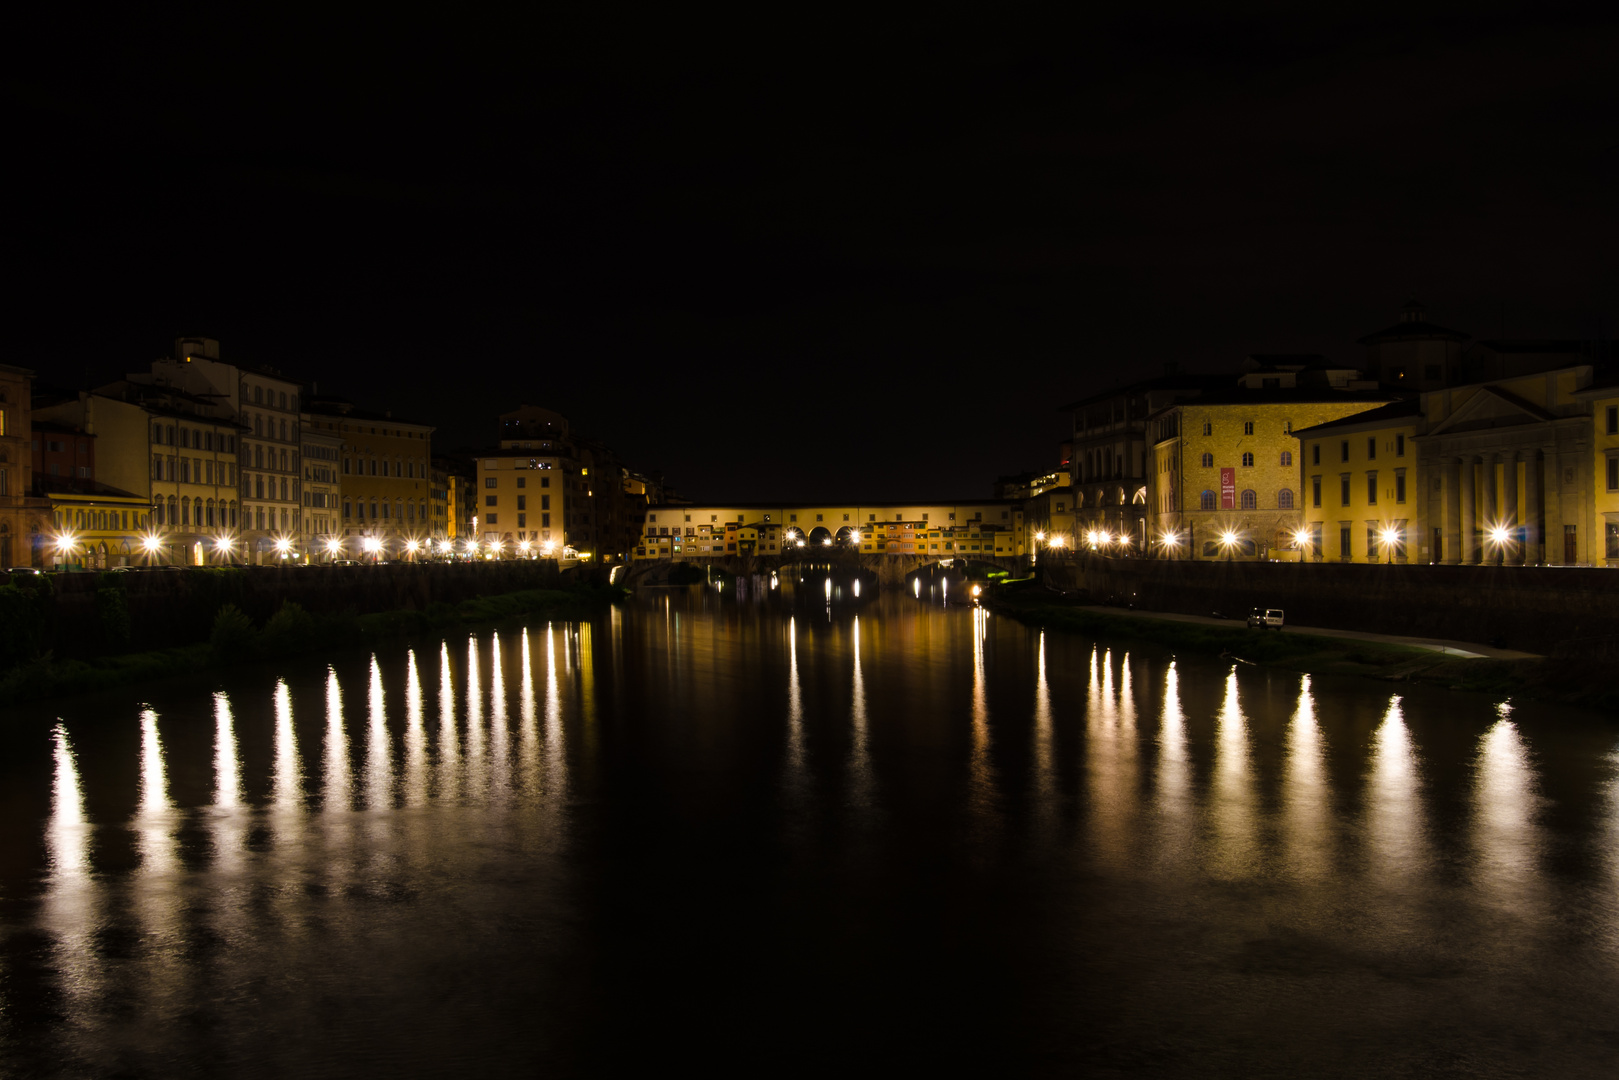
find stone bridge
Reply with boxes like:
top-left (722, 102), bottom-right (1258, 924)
top-left (624, 550), bottom-right (1029, 588)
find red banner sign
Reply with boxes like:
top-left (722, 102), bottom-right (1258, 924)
top-left (1220, 467), bottom-right (1236, 509)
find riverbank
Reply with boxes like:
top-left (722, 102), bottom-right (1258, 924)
top-left (0, 583), bottom-right (621, 709)
top-left (985, 586), bottom-right (1618, 714)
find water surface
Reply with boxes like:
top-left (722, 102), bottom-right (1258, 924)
top-left (1, 585), bottom-right (1616, 1076)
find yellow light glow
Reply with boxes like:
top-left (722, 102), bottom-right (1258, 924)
top-left (1034, 531), bottom-right (1046, 542)
top-left (54, 533), bottom-right (75, 552)
top-left (971, 584), bottom-right (982, 597)
top-left (850, 530), bottom-right (861, 543)
top-left (407, 539), bottom-right (421, 554)
top-left (1488, 526), bottom-right (1510, 544)
top-left (1220, 530), bottom-right (1237, 546)
top-left (363, 537), bottom-right (382, 554)
top-left (1050, 536), bottom-right (1065, 548)
top-left (142, 535), bottom-right (161, 553)
top-left (215, 537), bottom-right (233, 552)
top-left (1099, 531), bottom-right (1112, 544)
top-left (326, 538), bottom-right (343, 554)
top-left (1118, 534), bottom-right (1131, 546)
top-left (1161, 532), bottom-right (1180, 546)
top-left (1292, 530), bottom-right (1311, 549)
top-left (274, 538), bottom-right (292, 554)
top-left (1379, 527), bottom-right (1399, 547)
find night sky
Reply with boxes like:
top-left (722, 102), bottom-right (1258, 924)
top-left (13, 10), bottom-right (1617, 503)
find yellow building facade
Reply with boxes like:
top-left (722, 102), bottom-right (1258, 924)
top-left (1578, 382), bottom-right (1619, 565)
top-left (307, 403), bottom-right (434, 554)
top-left (1148, 394), bottom-right (1394, 559)
top-left (475, 450), bottom-right (570, 554)
top-left (1292, 401), bottom-right (1423, 562)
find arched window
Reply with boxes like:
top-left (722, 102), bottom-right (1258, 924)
top-left (168, 495), bottom-right (177, 523)
top-left (1200, 490), bottom-right (1216, 510)
top-left (1240, 489), bottom-right (1257, 510)
top-left (1241, 452), bottom-right (1254, 467)
top-left (229, 502), bottom-right (238, 527)
top-left (371, 499), bottom-right (379, 520)
top-left (1280, 450), bottom-right (1292, 466)
top-left (1278, 488), bottom-right (1294, 509)
top-left (1201, 453), bottom-right (1213, 467)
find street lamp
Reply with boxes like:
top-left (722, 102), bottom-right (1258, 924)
top-left (326, 537), bottom-right (344, 561)
top-left (1378, 526), bottom-right (1400, 564)
top-left (1159, 530), bottom-right (1182, 559)
top-left (54, 532), bottom-right (77, 569)
top-left (1219, 529), bottom-right (1239, 561)
top-left (1291, 528), bottom-right (1314, 563)
top-left (363, 536), bottom-right (383, 561)
top-left (214, 536), bottom-right (234, 565)
top-left (1487, 524), bottom-right (1511, 565)
top-left (274, 537), bottom-right (292, 561)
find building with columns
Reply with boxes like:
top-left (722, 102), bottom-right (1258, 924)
top-left (1417, 365), bottom-right (1600, 565)
top-left (1295, 363), bottom-right (1608, 564)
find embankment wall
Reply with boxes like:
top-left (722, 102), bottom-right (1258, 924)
top-left (1041, 558), bottom-right (1619, 652)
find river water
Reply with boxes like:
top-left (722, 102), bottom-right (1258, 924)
top-left (1, 582), bottom-right (1616, 1077)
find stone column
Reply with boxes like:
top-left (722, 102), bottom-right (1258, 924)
top-left (1442, 459), bottom-right (1462, 564)
top-left (1522, 450), bottom-right (1542, 565)
top-left (1482, 454), bottom-right (1500, 561)
top-left (1502, 453), bottom-right (1519, 562)
top-left (1459, 456), bottom-right (1476, 563)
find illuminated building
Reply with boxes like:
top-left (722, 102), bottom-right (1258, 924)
top-left (1586, 382), bottom-right (1619, 565)
top-left (300, 425), bottom-right (343, 553)
top-left (1148, 390), bottom-right (1396, 559)
top-left (305, 399), bottom-right (434, 554)
top-left (1290, 400), bottom-right (1422, 562)
top-left (138, 337), bottom-right (303, 563)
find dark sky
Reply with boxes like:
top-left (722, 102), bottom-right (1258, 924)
top-left (12, 9), bottom-right (1617, 502)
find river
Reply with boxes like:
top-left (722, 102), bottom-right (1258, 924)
top-left (1, 580), bottom-right (1616, 1076)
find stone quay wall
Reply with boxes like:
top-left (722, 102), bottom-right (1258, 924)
top-left (38, 561), bottom-right (567, 659)
top-left (1041, 556), bottom-right (1619, 654)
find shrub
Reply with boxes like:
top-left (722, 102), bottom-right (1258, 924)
top-left (96, 587), bottom-right (131, 649)
top-left (261, 601), bottom-right (316, 657)
top-left (209, 603), bottom-right (257, 661)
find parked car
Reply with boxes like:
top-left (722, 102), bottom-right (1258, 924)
top-left (1247, 607), bottom-right (1285, 630)
top-left (4, 566), bottom-right (46, 577)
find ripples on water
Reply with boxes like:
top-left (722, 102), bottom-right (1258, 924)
top-left (1, 590), bottom-right (1617, 1077)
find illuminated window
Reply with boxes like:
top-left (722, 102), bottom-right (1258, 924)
top-left (1240, 489), bottom-right (1256, 510)
top-left (1278, 488), bottom-right (1294, 509)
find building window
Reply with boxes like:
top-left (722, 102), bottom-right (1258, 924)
top-left (1607, 521), bottom-right (1619, 560)
top-left (1341, 441), bottom-right (1349, 462)
top-left (1278, 489), bottom-right (1294, 509)
top-left (1367, 437), bottom-right (1377, 460)
top-left (485, 495), bottom-right (497, 507)
top-left (1396, 434), bottom-right (1406, 456)
top-left (1607, 406), bottom-right (1618, 435)
top-left (1312, 477), bottom-right (1321, 507)
top-left (1202, 422), bottom-right (1212, 436)
top-left (1280, 450), bottom-right (1292, 466)
top-left (486, 513), bottom-right (498, 525)
top-left (1241, 453), bottom-right (1254, 467)
top-left (1608, 456), bottom-right (1618, 492)
top-left (1340, 526), bottom-right (1352, 559)
top-left (1200, 490), bottom-right (1216, 510)
top-left (1200, 452), bottom-right (1213, 467)
top-left (1367, 472), bottom-right (1378, 505)
top-left (1243, 421), bottom-right (1254, 435)
top-left (1240, 489), bottom-right (1256, 510)
top-left (1395, 471), bottom-right (1406, 503)
top-left (517, 495), bottom-right (526, 510)
top-left (1340, 475), bottom-right (1351, 506)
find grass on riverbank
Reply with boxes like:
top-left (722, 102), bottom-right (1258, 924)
top-left (0, 584), bottom-right (621, 708)
top-left (988, 591), bottom-right (1618, 714)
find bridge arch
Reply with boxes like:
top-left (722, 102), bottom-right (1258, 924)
top-left (808, 526), bottom-right (832, 546)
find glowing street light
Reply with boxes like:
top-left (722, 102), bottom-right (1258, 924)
top-left (406, 539), bottom-right (422, 558)
top-left (1034, 531), bottom-right (1046, 542)
top-left (362, 537), bottom-right (383, 559)
top-left (439, 540), bottom-right (454, 555)
top-left (1486, 523), bottom-right (1512, 565)
top-left (1219, 529), bottom-right (1240, 561)
top-left (519, 540), bottom-right (532, 556)
top-left (1049, 535), bottom-right (1065, 549)
top-left (850, 530), bottom-right (861, 544)
top-left (1378, 526), bottom-right (1400, 563)
top-left (326, 537), bottom-right (344, 557)
top-left (141, 534), bottom-right (162, 554)
top-left (274, 537), bottom-right (293, 559)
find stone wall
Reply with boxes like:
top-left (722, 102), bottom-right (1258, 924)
top-left (1042, 556), bottom-right (1619, 652)
top-left (39, 561), bottom-right (566, 658)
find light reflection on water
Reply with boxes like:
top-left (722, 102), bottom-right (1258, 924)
top-left (5, 591), bottom-right (1618, 1076)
